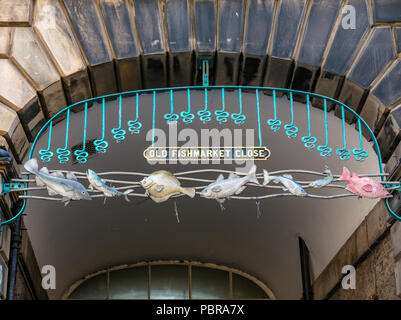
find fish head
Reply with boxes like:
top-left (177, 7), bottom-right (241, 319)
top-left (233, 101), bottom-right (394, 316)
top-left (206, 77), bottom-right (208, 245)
top-left (199, 186), bottom-right (213, 198)
top-left (140, 177), bottom-right (154, 189)
top-left (76, 186), bottom-right (92, 200)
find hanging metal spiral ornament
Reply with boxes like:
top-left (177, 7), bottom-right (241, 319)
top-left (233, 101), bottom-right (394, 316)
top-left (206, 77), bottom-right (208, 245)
top-left (39, 121), bottom-right (54, 163)
top-left (316, 99), bottom-right (332, 157)
top-left (180, 88), bottom-right (195, 123)
top-left (127, 92), bottom-right (142, 134)
top-left (352, 119), bottom-right (369, 162)
top-left (267, 90), bottom-right (281, 131)
top-left (111, 95), bottom-right (127, 143)
top-left (56, 109), bottom-right (71, 163)
top-left (214, 88), bottom-right (229, 123)
top-left (74, 102), bottom-right (89, 164)
top-left (197, 88), bottom-right (211, 123)
top-left (94, 98), bottom-right (109, 153)
top-left (164, 89), bottom-right (179, 124)
top-left (230, 88), bottom-right (246, 125)
top-left (283, 92), bottom-right (298, 138)
top-left (336, 106), bottom-right (351, 160)
top-left (301, 94), bottom-right (317, 149)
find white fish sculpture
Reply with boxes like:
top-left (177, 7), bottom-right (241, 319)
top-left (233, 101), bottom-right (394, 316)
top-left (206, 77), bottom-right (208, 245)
top-left (24, 158), bottom-right (91, 205)
top-left (263, 170), bottom-right (307, 196)
top-left (140, 170), bottom-right (195, 203)
top-left (86, 169), bottom-right (134, 203)
top-left (199, 165), bottom-right (259, 207)
top-left (308, 166), bottom-right (334, 188)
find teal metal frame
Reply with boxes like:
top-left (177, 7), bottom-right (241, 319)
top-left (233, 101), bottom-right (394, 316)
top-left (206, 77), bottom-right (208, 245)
top-left (0, 85), bottom-right (400, 228)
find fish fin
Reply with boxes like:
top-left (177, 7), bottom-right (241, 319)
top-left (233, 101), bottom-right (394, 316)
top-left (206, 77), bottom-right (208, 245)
top-left (212, 186), bottom-right (222, 193)
top-left (35, 176), bottom-right (45, 187)
top-left (339, 167), bottom-right (351, 181)
top-left (228, 172), bottom-right (238, 179)
top-left (346, 184), bottom-right (359, 194)
top-left (104, 197), bottom-right (107, 205)
top-left (62, 197), bottom-right (70, 206)
top-left (247, 165), bottom-right (259, 184)
top-left (262, 169), bottom-right (269, 185)
top-left (362, 184), bottom-right (374, 192)
top-left (216, 174), bottom-right (224, 182)
top-left (123, 189), bottom-right (134, 202)
top-left (40, 167), bottom-right (49, 175)
top-left (216, 198), bottom-right (225, 211)
top-left (51, 171), bottom-right (64, 178)
top-left (235, 186), bottom-right (246, 195)
top-left (47, 188), bottom-right (57, 196)
top-left (283, 174), bottom-right (293, 179)
top-left (60, 183), bottom-right (74, 192)
top-left (155, 185), bottom-right (164, 192)
top-left (88, 185), bottom-right (94, 191)
top-left (282, 187), bottom-right (288, 191)
top-left (181, 187), bottom-right (196, 198)
top-left (24, 158), bottom-right (39, 173)
top-left (66, 172), bottom-right (77, 181)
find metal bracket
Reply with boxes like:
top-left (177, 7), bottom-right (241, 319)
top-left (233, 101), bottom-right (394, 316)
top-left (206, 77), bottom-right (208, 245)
top-left (1, 179), bottom-right (26, 195)
top-left (198, 56), bottom-right (213, 87)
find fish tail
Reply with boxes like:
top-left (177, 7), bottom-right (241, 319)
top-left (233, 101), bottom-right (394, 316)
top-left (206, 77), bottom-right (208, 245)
top-left (123, 189), bottom-right (134, 202)
top-left (339, 167), bottom-right (351, 181)
top-left (262, 169), bottom-right (270, 185)
top-left (24, 158), bottom-right (39, 174)
top-left (247, 165), bottom-right (259, 184)
top-left (181, 187), bottom-right (196, 198)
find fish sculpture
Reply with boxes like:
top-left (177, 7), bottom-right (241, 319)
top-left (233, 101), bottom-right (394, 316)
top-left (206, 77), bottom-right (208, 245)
top-left (199, 165), bottom-right (259, 208)
top-left (24, 158), bottom-right (91, 205)
top-left (308, 166), bottom-right (334, 188)
top-left (86, 169), bottom-right (134, 203)
top-left (140, 170), bottom-right (195, 203)
top-left (339, 167), bottom-right (391, 199)
top-left (263, 170), bottom-right (307, 196)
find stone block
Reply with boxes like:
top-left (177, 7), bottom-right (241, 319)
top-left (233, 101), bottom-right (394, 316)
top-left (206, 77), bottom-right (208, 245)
top-left (99, 0), bottom-right (141, 91)
top-left (0, 27), bottom-right (11, 57)
top-left (322, 0), bottom-right (370, 76)
top-left (215, 52), bottom-right (241, 85)
top-left (312, 70), bottom-right (344, 111)
top-left (33, 0), bottom-right (92, 104)
top-left (359, 94), bottom-right (388, 139)
top-left (372, 0), bottom-right (401, 23)
top-left (62, 0), bottom-right (116, 96)
top-left (290, 63), bottom-right (318, 103)
top-left (0, 0), bottom-right (32, 26)
top-left (271, 0), bottom-right (307, 60)
top-left (194, 0), bottom-right (217, 53)
top-left (10, 27), bottom-right (67, 117)
top-left (165, 0), bottom-right (192, 87)
top-left (336, 79), bottom-right (367, 124)
top-left (366, 200), bottom-right (390, 248)
top-left (62, 69), bottom-right (92, 105)
top-left (377, 104), bottom-right (401, 162)
top-left (263, 57), bottom-right (293, 90)
top-left (391, 221), bottom-right (401, 261)
top-left (395, 259), bottom-right (401, 297)
top-left (240, 54), bottom-right (266, 87)
top-left (168, 52), bottom-right (192, 88)
top-left (347, 27), bottom-right (394, 90)
top-left (296, 0), bottom-right (342, 68)
top-left (0, 60), bottom-right (45, 141)
top-left (0, 102), bottom-right (29, 163)
top-left (243, 0), bottom-right (274, 57)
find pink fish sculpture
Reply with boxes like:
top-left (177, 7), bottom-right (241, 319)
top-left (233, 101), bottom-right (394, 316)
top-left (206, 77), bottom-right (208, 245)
top-left (339, 167), bottom-right (392, 199)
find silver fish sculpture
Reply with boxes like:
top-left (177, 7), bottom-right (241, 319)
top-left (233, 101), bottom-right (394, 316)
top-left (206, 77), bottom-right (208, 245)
top-left (24, 158), bottom-right (91, 205)
top-left (140, 170), bottom-right (196, 203)
top-left (199, 165), bottom-right (259, 206)
top-left (308, 166), bottom-right (334, 188)
top-left (86, 169), bottom-right (134, 202)
top-left (263, 170), bottom-right (307, 196)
